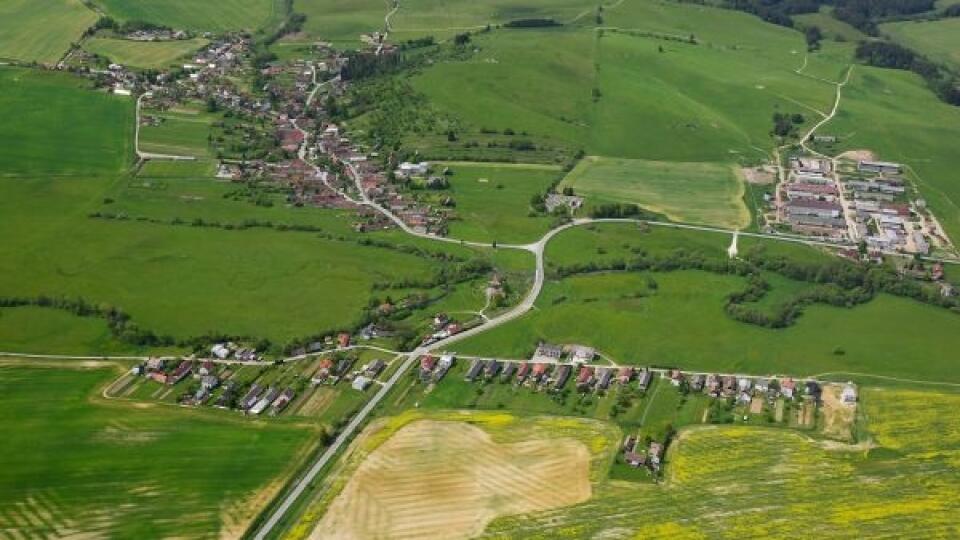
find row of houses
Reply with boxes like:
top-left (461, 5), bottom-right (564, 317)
top-left (667, 370), bottom-right (856, 405)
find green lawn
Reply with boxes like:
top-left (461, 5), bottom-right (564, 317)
top-left (84, 37), bottom-right (209, 69)
top-left (440, 162), bottom-right (561, 243)
top-left (0, 361), bottom-right (319, 538)
top-left (140, 107), bottom-right (217, 158)
top-left (0, 176), bottom-right (471, 347)
top-left (560, 156), bottom-right (750, 229)
top-left (292, 0), bottom-right (389, 48)
top-left (0, 307), bottom-right (146, 356)
top-left (881, 17), bottom-right (960, 71)
top-left (0, 68), bottom-right (134, 177)
top-left (0, 0), bottom-right (96, 64)
top-left (457, 226), bottom-right (960, 381)
top-left (93, 0), bottom-right (283, 32)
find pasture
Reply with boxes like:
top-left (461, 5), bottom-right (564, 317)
top-left (93, 0), bottom-right (283, 32)
top-left (560, 156), bottom-right (750, 229)
top-left (292, 0), bottom-right (389, 48)
top-left (0, 306), bottom-right (142, 356)
top-left (455, 222), bottom-right (960, 384)
top-left (440, 162), bottom-right (561, 243)
top-left (0, 175), bottom-right (489, 349)
top-left (0, 361), bottom-right (319, 538)
top-left (0, 0), bottom-right (96, 64)
top-left (0, 68), bottom-right (133, 177)
top-left (881, 17), bottom-right (960, 70)
top-left (139, 106), bottom-right (217, 158)
top-left (84, 37), bottom-right (209, 69)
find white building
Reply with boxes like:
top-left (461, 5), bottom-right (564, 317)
top-left (352, 376), bottom-right (371, 391)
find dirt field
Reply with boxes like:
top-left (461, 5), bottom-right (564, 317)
top-left (296, 387), bottom-right (338, 416)
top-left (312, 420), bottom-right (591, 540)
top-left (820, 384), bottom-right (856, 441)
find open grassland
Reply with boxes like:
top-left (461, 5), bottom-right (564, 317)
top-left (411, 2), bottom-right (836, 165)
top-left (561, 156), bottom-right (750, 229)
top-left (94, 0), bottom-right (283, 32)
top-left (388, 0), bottom-right (599, 41)
top-left (826, 66), bottom-right (960, 243)
top-left (0, 307), bottom-right (144, 356)
top-left (292, 0), bottom-right (389, 47)
top-left (289, 410), bottom-right (618, 539)
top-left (0, 361), bottom-right (319, 538)
top-left (0, 0), bottom-right (96, 64)
top-left (440, 162), bottom-right (561, 243)
top-left (0, 68), bottom-right (133, 177)
top-left (881, 18), bottom-right (960, 71)
top-left (455, 224), bottom-right (960, 383)
top-left (84, 37), bottom-right (209, 69)
top-left (0, 176), bottom-right (493, 348)
top-left (480, 388), bottom-right (960, 538)
top-left (140, 107), bottom-right (217, 158)
top-left (794, 7), bottom-right (867, 42)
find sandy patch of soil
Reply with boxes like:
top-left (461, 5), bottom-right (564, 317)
top-left (820, 384), bottom-right (856, 441)
top-left (311, 420), bottom-right (591, 540)
top-left (837, 149), bottom-right (876, 162)
top-left (741, 166), bottom-right (776, 185)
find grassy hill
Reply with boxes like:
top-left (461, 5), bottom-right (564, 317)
top-left (881, 17), bottom-right (960, 71)
top-left (93, 0), bottom-right (283, 32)
top-left (0, 68), bottom-right (134, 177)
top-left (0, 0), bottom-right (96, 64)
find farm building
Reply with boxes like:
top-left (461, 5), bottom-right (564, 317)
top-left (532, 343), bottom-right (563, 362)
top-left (352, 376), bottom-right (371, 391)
top-left (858, 160), bottom-right (902, 174)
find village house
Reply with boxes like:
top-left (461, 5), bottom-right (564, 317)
top-left (553, 365), bottom-right (572, 390)
top-left (617, 366), bottom-right (633, 385)
top-left (419, 355), bottom-right (437, 381)
top-left (781, 378), bottom-right (796, 399)
top-left (500, 362), bottom-right (517, 381)
top-left (569, 345), bottom-right (596, 363)
top-left (531, 362), bottom-right (548, 385)
top-left (465, 359), bottom-right (485, 382)
top-left (484, 359), bottom-right (501, 380)
top-left (576, 366), bottom-right (595, 391)
top-left (596, 368), bottom-right (613, 390)
top-left (842, 382), bottom-right (857, 404)
top-left (250, 387), bottom-right (280, 415)
top-left (637, 369), bottom-right (652, 391)
top-left (434, 354), bottom-right (454, 381)
top-left (271, 388), bottom-right (296, 414)
top-left (352, 376), bottom-right (371, 391)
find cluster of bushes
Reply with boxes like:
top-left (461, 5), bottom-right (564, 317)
top-left (504, 18), bottom-right (561, 28)
top-left (589, 203), bottom-right (655, 219)
top-left (833, 0), bottom-right (935, 34)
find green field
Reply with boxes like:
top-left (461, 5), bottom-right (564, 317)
top-left (0, 68), bottom-right (134, 177)
top-left (93, 0), bottom-right (283, 32)
top-left (454, 224), bottom-right (960, 384)
top-left (0, 307), bottom-right (145, 356)
top-left (881, 17), bottom-right (960, 70)
top-left (140, 107), bottom-right (217, 158)
top-left (0, 173), bottom-right (515, 352)
top-left (0, 0), bottom-right (96, 64)
top-left (794, 7), bottom-right (867, 42)
top-left (292, 0), bottom-right (389, 47)
top-left (84, 37), bottom-right (209, 69)
top-left (438, 162), bottom-right (561, 243)
top-left (560, 156), bottom-right (750, 229)
top-left (0, 361), bottom-right (319, 538)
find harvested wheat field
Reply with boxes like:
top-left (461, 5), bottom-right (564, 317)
top-left (312, 420), bottom-right (591, 540)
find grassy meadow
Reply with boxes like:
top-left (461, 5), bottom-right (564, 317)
top-left (140, 107), bottom-right (217, 158)
top-left (0, 68), bottom-right (134, 177)
top-left (93, 0), bottom-right (283, 32)
top-left (84, 37), bottom-right (209, 69)
top-left (0, 361), bottom-right (320, 538)
top-left (881, 17), bottom-right (960, 70)
top-left (560, 156), bottom-right (750, 229)
top-left (0, 177), bottom-right (421, 344)
top-left (292, 0), bottom-right (389, 48)
top-left (0, 0), bottom-right (96, 64)
top-left (439, 162), bottom-right (561, 243)
top-left (452, 223), bottom-right (960, 383)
